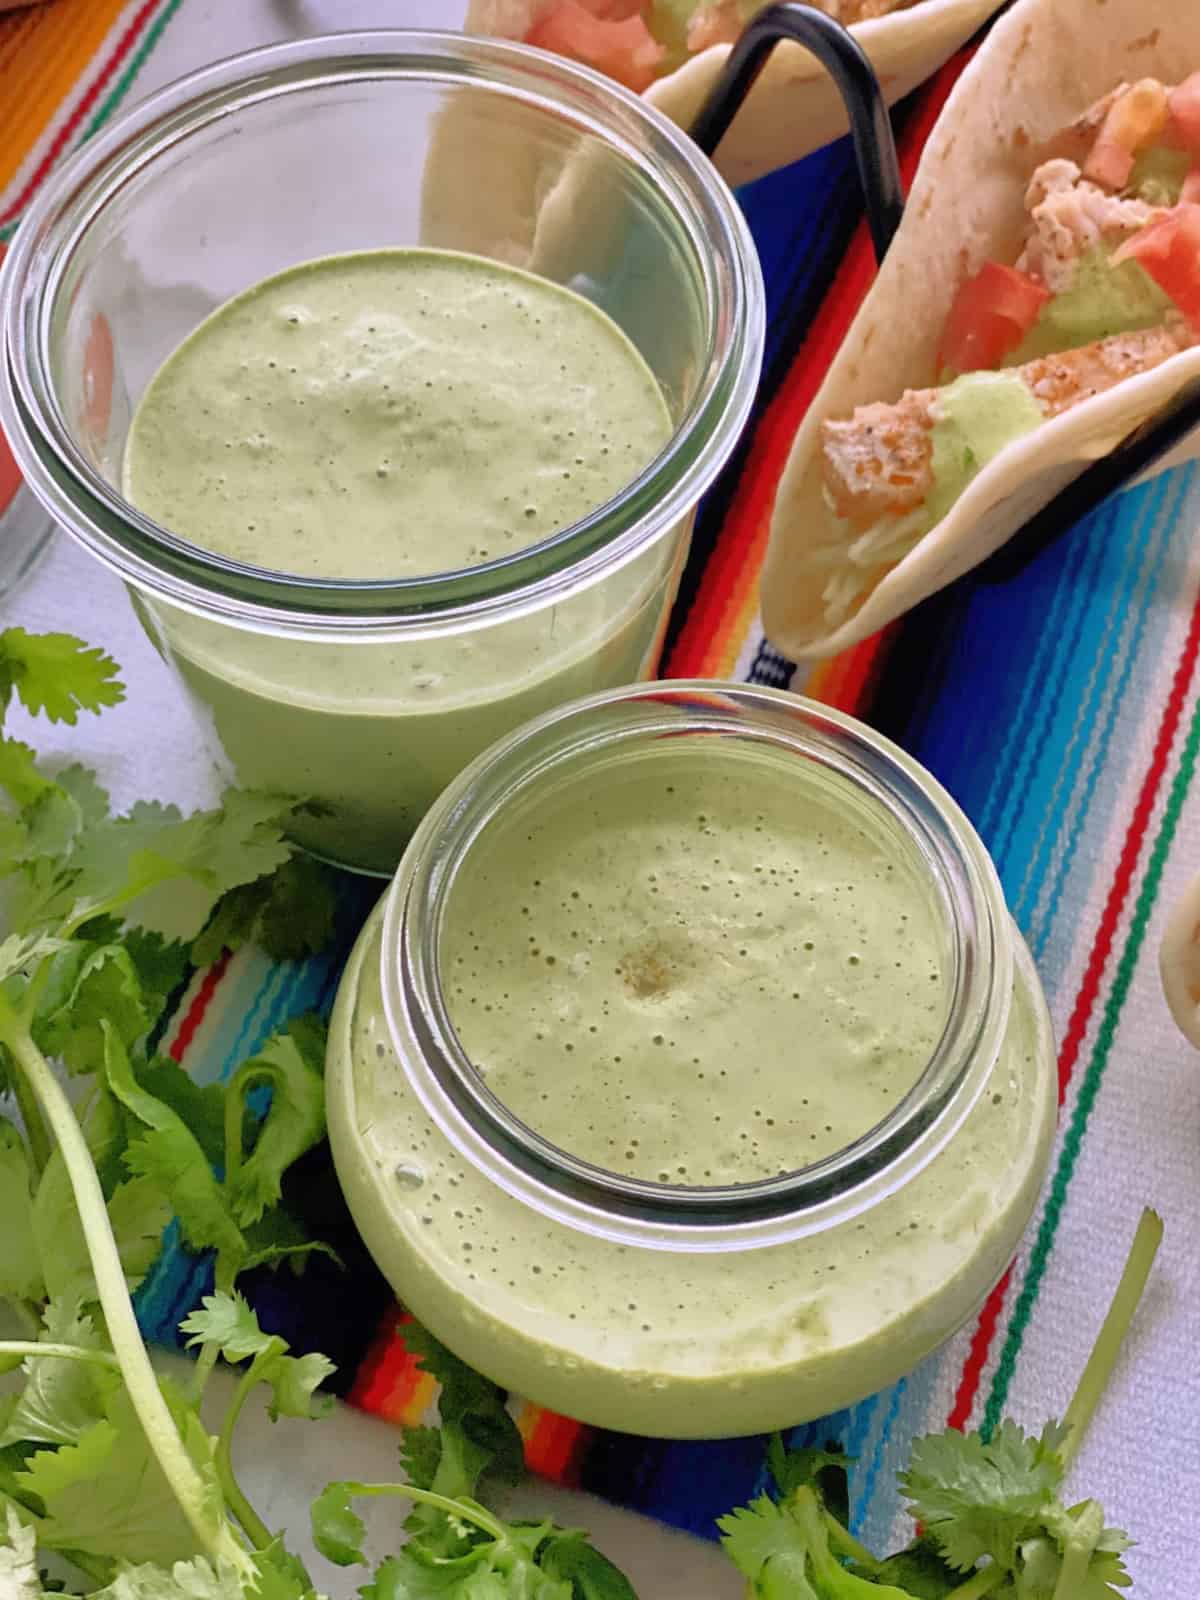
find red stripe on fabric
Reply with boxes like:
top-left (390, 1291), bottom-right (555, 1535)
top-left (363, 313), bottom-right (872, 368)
top-left (1053, 590), bottom-right (1200, 1100)
top-left (0, 0), bottom-right (162, 227)
top-left (946, 581), bottom-right (1200, 1428)
top-left (946, 1267), bottom-right (1012, 1431)
top-left (167, 950), bottom-right (230, 1062)
top-left (665, 44), bottom-right (976, 682)
top-left (348, 1304), bottom-right (414, 1413)
top-left (347, 1305), bottom-right (438, 1420)
top-left (522, 1408), bottom-right (591, 1486)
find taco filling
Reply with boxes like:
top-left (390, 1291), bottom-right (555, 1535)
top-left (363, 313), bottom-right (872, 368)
top-left (519, 0), bottom-right (927, 91)
top-left (818, 74), bottom-right (1200, 626)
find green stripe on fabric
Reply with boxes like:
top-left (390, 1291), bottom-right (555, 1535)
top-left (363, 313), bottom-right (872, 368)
top-left (79, 0), bottom-right (185, 143)
top-left (981, 679), bottom-right (1200, 1438)
top-left (0, 0), bottom-right (184, 244)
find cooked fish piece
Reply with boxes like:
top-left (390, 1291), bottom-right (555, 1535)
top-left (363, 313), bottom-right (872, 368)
top-left (820, 321), bottom-right (1195, 530)
top-left (1016, 160), bottom-right (1167, 294)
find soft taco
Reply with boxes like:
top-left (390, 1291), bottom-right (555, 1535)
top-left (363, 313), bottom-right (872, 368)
top-left (763, 0), bottom-right (1200, 660)
top-left (1161, 867), bottom-right (1200, 1049)
top-left (464, 0), bottom-right (1004, 187)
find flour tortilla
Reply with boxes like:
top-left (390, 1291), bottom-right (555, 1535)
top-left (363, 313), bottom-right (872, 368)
top-left (1161, 870), bottom-right (1200, 1049)
top-left (763, 0), bottom-right (1200, 660)
top-left (423, 0), bottom-right (1002, 262)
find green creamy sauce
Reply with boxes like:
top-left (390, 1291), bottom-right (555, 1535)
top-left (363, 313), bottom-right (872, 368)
top-left (124, 248), bottom-right (671, 579)
top-left (122, 249), bottom-right (675, 871)
top-left (1130, 146), bottom-right (1191, 207)
top-left (926, 371), bottom-right (1043, 526)
top-left (443, 747), bottom-right (947, 1181)
top-left (1009, 247), bottom-right (1175, 365)
top-left (328, 741), bottom-right (1058, 1436)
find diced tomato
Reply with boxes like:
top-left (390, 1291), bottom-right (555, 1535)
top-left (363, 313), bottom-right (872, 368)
top-left (526, 1), bottom-right (665, 92)
top-left (937, 261), bottom-right (1052, 375)
top-left (1084, 78), bottom-right (1169, 191)
top-left (1113, 203), bottom-right (1200, 330)
top-left (1182, 168), bottom-right (1200, 205)
top-left (1168, 72), bottom-right (1200, 157)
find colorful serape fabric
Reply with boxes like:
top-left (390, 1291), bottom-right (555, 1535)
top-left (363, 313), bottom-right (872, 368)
top-left (2, 6), bottom-right (1198, 1593)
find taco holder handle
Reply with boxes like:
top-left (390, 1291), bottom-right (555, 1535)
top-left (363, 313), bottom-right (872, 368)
top-left (689, 2), bottom-right (905, 263)
top-left (690, 1), bottom-right (1200, 592)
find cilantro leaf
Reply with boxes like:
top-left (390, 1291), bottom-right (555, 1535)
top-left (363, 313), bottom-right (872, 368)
top-left (226, 1016), bottom-right (327, 1227)
top-left (538, 1532), bottom-right (640, 1599)
top-left (180, 1292), bottom-right (335, 1421)
top-left (873, 1541), bottom-right (962, 1598)
top-left (310, 1481), bottom-right (366, 1567)
top-left (122, 928), bottom-right (191, 1032)
top-left (358, 1551), bottom-right (470, 1598)
top-left (399, 1426), bottom-right (445, 1493)
top-left (0, 1299), bottom-right (119, 1448)
top-left (37, 944), bottom-right (151, 1075)
top-left (103, 1025), bottom-right (245, 1263)
top-left (239, 1208), bottom-right (341, 1277)
top-left (0, 739), bottom-right (59, 810)
top-left (767, 1434), bottom-right (854, 1524)
top-left (134, 1058), bottom-right (230, 1170)
top-left (247, 1538), bottom-right (322, 1600)
top-left (0, 932), bottom-right (68, 988)
top-left (57, 788), bottom-right (297, 941)
top-left (180, 1291), bottom-right (277, 1362)
top-left (194, 856), bottom-right (339, 968)
top-left (402, 1325), bottom-right (524, 1489)
top-left (31, 1148), bottom-right (171, 1306)
top-left (0, 629), bottom-right (123, 725)
top-left (0, 1505), bottom-right (43, 1600)
top-left (0, 1116), bottom-right (42, 1302)
top-left (88, 1555), bottom-right (247, 1600)
top-left (718, 1495), bottom-right (811, 1586)
top-left (14, 1387), bottom-right (206, 1567)
top-left (54, 764), bottom-right (110, 827)
top-left (900, 1421), bottom-right (1067, 1573)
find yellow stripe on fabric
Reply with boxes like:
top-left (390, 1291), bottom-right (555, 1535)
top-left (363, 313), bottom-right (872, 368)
top-left (0, 0), bottom-right (132, 192)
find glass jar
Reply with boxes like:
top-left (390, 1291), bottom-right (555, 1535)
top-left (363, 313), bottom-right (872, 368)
top-left (0, 33), bottom-right (763, 875)
top-left (327, 682), bottom-right (1057, 1438)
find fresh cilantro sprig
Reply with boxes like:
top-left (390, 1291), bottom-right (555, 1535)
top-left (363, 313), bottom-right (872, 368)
top-left (305, 1324), bottom-right (636, 1598)
top-left (0, 631), bottom-right (340, 1592)
top-left (719, 1210), bottom-right (1162, 1599)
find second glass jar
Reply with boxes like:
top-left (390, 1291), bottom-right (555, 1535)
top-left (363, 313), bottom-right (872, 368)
top-left (327, 682), bottom-right (1057, 1437)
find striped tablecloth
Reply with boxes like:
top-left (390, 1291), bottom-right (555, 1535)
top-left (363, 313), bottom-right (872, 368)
top-left (3, 4), bottom-right (1198, 1595)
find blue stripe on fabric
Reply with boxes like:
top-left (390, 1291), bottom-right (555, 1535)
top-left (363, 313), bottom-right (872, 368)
top-left (972, 523), bottom-right (1098, 845)
top-left (1026, 470), bottom-right (1189, 958)
top-left (850, 1379), bottom-right (907, 1538)
top-left (1008, 472), bottom-right (1175, 924)
top-left (133, 951), bottom-right (338, 1344)
top-left (847, 467), bottom-right (1200, 1541)
top-left (985, 519), bottom-right (1116, 894)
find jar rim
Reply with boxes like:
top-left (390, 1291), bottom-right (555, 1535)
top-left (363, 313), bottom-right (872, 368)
top-left (380, 681), bottom-right (1016, 1253)
top-left (0, 30), bottom-right (763, 632)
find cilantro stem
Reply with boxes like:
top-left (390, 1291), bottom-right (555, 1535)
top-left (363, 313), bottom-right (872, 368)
top-left (1060, 1208), bottom-right (1163, 1473)
top-left (825, 1511), bottom-right (881, 1574)
top-left (946, 1567), bottom-right (1006, 1598)
top-left (215, 1356), bottom-right (279, 1551)
top-left (10, 1066), bottom-right (51, 1177)
top-left (0, 1341), bottom-right (121, 1368)
top-left (347, 1482), bottom-right (509, 1545)
top-left (0, 1013), bottom-right (254, 1579)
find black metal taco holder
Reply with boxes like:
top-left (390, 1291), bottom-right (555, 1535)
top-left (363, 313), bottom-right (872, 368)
top-left (688, 1), bottom-right (1200, 587)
